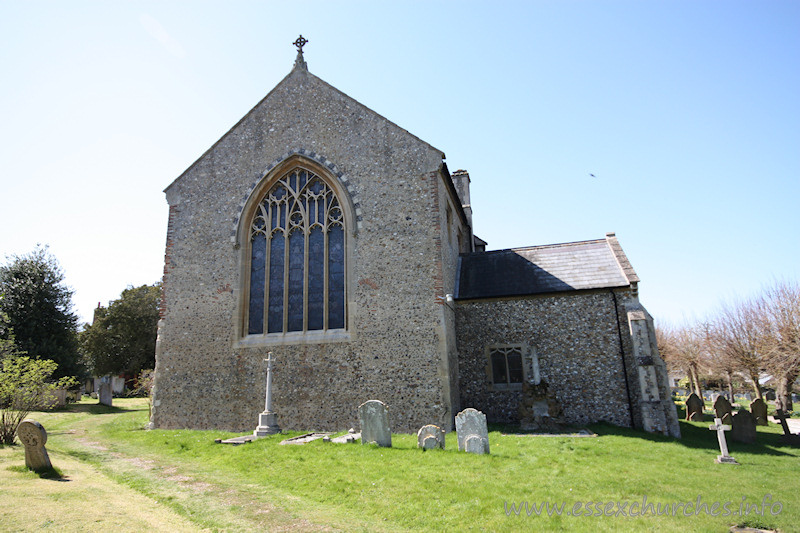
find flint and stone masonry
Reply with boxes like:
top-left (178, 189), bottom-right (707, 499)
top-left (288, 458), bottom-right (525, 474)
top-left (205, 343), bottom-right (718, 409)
top-left (150, 46), bottom-right (679, 438)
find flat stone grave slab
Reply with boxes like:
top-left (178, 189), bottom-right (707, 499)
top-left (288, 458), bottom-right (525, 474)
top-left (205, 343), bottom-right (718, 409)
top-left (279, 432), bottom-right (331, 445)
top-left (215, 435), bottom-right (260, 445)
top-left (331, 431), bottom-right (361, 443)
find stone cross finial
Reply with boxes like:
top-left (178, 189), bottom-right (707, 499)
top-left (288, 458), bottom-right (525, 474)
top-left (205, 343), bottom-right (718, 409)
top-left (709, 417), bottom-right (738, 464)
top-left (17, 420), bottom-right (53, 471)
top-left (292, 35), bottom-right (309, 71)
top-left (293, 35), bottom-right (308, 53)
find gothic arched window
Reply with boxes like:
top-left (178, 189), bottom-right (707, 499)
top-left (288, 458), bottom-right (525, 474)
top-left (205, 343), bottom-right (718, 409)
top-left (247, 167), bottom-right (346, 335)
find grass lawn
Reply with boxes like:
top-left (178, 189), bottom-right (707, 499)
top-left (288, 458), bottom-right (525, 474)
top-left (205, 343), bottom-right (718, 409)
top-left (1, 398), bottom-right (798, 532)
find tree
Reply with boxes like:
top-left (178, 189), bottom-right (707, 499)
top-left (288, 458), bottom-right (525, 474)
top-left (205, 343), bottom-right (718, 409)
top-left (0, 350), bottom-right (77, 445)
top-left (657, 323), bottom-right (706, 397)
top-left (80, 283), bottom-right (161, 377)
top-left (713, 296), bottom-right (766, 399)
top-left (759, 280), bottom-right (800, 410)
top-left (0, 247), bottom-right (81, 378)
top-left (703, 321), bottom-right (739, 402)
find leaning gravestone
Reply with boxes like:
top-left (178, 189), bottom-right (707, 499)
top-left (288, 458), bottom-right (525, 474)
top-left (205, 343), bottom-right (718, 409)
top-left (16, 420), bottom-right (52, 472)
top-left (98, 377), bottom-right (113, 407)
top-left (455, 408), bottom-right (490, 454)
top-left (359, 400), bottom-right (391, 447)
top-left (730, 409), bottom-right (757, 444)
top-left (750, 398), bottom-right (768, 426)
top-left (685, 393), bottom-right (704, 421)
top-left (773, 409), bottom-right (800, 447)
top-left (713, 395), bottom-right (733, 424)
top-left (417, 424), bottom-right (445, 450)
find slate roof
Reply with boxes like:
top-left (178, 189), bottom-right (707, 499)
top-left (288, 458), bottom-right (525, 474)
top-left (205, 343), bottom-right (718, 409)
top-left (455, 235), bottom-right (638, 300)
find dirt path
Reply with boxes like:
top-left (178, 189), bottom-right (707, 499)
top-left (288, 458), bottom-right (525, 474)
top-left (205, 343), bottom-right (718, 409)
top-left (0, 403), bottom-right (334, 532)
top-left (0, 444), bottom-right (202, 532)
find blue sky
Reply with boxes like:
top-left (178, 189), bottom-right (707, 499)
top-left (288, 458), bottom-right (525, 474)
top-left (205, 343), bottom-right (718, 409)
top-left (1, 1), bottom-right (798, 326)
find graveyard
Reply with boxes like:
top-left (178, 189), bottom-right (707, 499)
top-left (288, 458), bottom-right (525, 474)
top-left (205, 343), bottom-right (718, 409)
top-left (1, 397), bottom-right (798, 532)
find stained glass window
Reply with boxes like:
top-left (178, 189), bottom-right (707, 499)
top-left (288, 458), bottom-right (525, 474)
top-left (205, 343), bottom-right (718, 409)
top-left (247, 168), bottom-right (346, 335)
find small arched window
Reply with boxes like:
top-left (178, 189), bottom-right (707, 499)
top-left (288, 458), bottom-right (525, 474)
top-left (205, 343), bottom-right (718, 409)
top-left (246, 166), bottom-right (346, 335)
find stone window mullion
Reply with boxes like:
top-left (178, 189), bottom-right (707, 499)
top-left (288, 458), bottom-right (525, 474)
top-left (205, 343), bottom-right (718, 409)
top-left (246, 165), bottom-right (347, 337)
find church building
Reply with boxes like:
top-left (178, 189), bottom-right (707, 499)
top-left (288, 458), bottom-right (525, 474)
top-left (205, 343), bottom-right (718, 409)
top-left (151, 40), bottom-right (679, 438)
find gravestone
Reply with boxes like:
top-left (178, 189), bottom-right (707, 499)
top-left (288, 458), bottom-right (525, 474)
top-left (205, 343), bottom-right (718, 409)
top-left (455, 408), bottom-right (490, 454)
top-left (765, 390), bottom-right (776, 401)
top-left (730, 409), bottom-right (757, 444)
top-left (359, 400), bottom-right (391, 447)
top-left (774, 409), bottom-right (800, 447)
top-left (16, 420), bottom-right (52, 471)
top-left (749, 398), bottom-right (768, 426)
top-left (708, 417), bottom-right (738, 464)
top-left (685, 393), bottom-right (704, 421)
top-left (331, 428), bottom-right (360, 444)
top-left (713, 395), bottom-right (733, 424)
top-left (417, 424), bottom-right (445, 450)
top-left (98, 377), bottom-right (113, 407)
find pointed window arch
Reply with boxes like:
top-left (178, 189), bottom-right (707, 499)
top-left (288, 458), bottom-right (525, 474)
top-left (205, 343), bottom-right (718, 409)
top-left (246, 166), bottom-right (346, 335)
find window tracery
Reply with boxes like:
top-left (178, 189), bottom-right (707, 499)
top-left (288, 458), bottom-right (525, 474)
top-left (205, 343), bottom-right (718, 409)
top-left (486, 344), bottom-right (525, 389)
top-left (247, 167), bottom-right (345, 335)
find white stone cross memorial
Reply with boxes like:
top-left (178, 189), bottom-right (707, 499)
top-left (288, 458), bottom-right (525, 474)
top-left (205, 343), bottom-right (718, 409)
top-left (254, 352), bottom-right (281, 436)
top-left (709, 417), bottom-right (738, 464)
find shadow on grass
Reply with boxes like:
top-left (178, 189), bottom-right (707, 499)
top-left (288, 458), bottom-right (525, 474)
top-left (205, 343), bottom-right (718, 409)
top-left (64, 402), bottom-right (138, 415)
top-left (7, 463), bottom-right (70, 481)
top-left (491, 416), bottom-right (798, 457)
top-left (588, 421), bottom-right (799, 457)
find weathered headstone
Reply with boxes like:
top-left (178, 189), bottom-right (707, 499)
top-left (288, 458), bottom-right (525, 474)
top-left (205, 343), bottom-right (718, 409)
top-left (98, 376), bottom-right (113, 407)
top-left (359, 400), bottom-right (391, 447)
top-left (455, 408), bottom-right (490, 454)
top-left (730, 409), bottom-right (757, 444)
top-left (749, 398), bottom-right (768, 426)
top-left (685, 393), bottom-right (704, 421)
top-left (417, 424), bottom-right (445, 450)
top-left (713, 395), bottom-right (733, 424)
top-left (709, 417), bottom-right (738, 464)
top-left (765, 390), bottom-right (776, 401)
top-left (16, 420), bottom-right (52, 471)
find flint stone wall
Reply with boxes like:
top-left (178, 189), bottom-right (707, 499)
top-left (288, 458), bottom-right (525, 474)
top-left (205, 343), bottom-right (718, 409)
top-left (455, 288), bottom-right (639, 427)
top-left (151, 67), bottom-right (468, 433)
